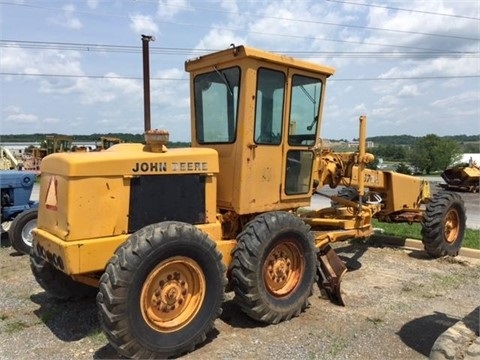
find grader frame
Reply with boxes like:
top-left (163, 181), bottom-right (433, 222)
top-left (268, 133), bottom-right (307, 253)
top-left (30, 40), bottom-right (466, 359)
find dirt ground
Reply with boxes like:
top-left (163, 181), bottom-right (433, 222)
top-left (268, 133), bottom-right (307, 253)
top-left (0, 237), bottom-right (479, 360)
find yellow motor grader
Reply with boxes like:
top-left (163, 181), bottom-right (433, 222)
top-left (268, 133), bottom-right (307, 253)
top-left (440, 157), bottom-right (480, 193)
top-left (30, 38), bottom-right (466, 359)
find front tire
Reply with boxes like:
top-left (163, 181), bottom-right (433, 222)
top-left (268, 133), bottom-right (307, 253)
top-left (97, 222), bottom-right (226, 359)
top-left (9, 209), bottom-right (37, 255)
top-left (421, 191), bottom-right (466, 257)
top-left (231, 211), bottom-right (317, 324)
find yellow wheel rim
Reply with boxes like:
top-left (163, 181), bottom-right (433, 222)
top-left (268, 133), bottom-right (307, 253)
top-left (140, 256), bottom-right (205, 333)
top-left (263, 240), bottom-right (304, 297)
top-left (444, 208), bottom-right (460, 244)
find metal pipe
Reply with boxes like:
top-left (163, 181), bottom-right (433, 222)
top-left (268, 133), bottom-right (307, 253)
top-left (142, 35), bottom-right (154, 132)
top-left (357, 115), bottom-right (367, 212)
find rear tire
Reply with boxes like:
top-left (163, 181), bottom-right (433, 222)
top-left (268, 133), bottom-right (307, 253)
top-left (231, 211), bottom-right (317, 324)
top-left (97, 222), bottom-right (226, 359)
top-left (9, 209), bottom-right (37, 255)
top-left (30, 244), bottom-right (98, 300)
top-left (421, 191), bottom-right (466, 257)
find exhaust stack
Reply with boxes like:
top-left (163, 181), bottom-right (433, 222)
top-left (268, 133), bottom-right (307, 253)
top-left (142, 34), bottom-right (154, 132)
top-left (141, 35), bottom-right (169, 153)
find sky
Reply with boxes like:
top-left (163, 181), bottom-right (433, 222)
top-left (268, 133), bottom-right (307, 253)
top-left (0, 0), bottom-right (479, 142)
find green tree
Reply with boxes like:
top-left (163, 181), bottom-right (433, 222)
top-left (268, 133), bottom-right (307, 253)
top-left (366, 156), bottom-right (379, 170)
top-left (395, 162), bottom-right (412, 175)
top-left (372, 144), bottom-right (408, 161)
top-left (409, 134), bottom-right (461, 174)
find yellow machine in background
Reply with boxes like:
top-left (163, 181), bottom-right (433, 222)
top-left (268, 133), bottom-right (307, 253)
top-left (96, 136), bottom-right (124, 150)
top-left (22, 135), bottom-right (74, 171)
top-left (440, 157), bottom-right (480, 193)
top-left (30, 40), bottom-right (466, 359)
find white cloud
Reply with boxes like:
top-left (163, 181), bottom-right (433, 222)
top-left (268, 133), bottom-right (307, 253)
top-left (0, 46), bottom-right (85, 96)
top-left (218, 0), bottom-right (239, 13)
top-left (398, 84), bottom-right (420, 97)
top-left (48, 4), bottom-right (82, 30)
top-left (157, 0), bottom-right (189, 20)
top-left (151, 68), bottom-right (189, 108)
top-left (87, 0), bottom-right (99, 9)
top-left (195, 28), bottom-right (245, 50)
top-left (43, 117), bottom-right (61, 124)
top-left (129, 14), bottom-right (159, 35)
top-left (4, 106), bottom-right (38, 124)
top-left (431, 91), bottom-right (479, 108)
top-left (0, 45), bottom-right (30, 72)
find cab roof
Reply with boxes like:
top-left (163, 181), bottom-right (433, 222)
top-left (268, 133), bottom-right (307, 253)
top-left (185, 45), bottom-right (335, 77)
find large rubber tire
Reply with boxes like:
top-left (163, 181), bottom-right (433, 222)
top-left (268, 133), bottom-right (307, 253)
top-left (231, 211), bottom-right (317, 324)
top-left (30, 244), bottom-right (98, 300)
top-left (421, 191), bottom-right (466, 258)
top-left (9, 209), bottom-right (37, 255)
top-left (97, 222), bottom-right (226, 359)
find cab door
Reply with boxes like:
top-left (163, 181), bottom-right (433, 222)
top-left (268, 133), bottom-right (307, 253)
top-left (243, 67), bottom-right (286, 212)
top-left (281, 72), bottom-right (324, 200)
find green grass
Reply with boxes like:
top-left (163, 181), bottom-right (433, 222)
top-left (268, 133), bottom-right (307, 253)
top-left (371, 219), bottom-right (480, 250)
top-left (5, 320), bottom-right (29, 334)
top-left (86, 328), bottom-right (106, 341)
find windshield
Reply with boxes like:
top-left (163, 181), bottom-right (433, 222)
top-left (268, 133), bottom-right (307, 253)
top-left (288, 75), bottom-right (323, 146)
top-left (193, 67), bottom-right (240, 144)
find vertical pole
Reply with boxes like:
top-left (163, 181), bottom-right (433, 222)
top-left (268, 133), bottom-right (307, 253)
top-left (357, 115), bottom-right (367, 208)
top-left (142, 35), bottom-right (154, 132)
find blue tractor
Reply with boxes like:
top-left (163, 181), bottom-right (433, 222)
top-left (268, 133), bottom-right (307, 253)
top-left (1, 170), bottom-right (39, 254)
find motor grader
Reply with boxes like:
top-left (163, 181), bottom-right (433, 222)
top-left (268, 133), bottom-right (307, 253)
top-left (30, 38), bottom-right (466, 359)
top-left (439, 157), bottom-right (480, 193)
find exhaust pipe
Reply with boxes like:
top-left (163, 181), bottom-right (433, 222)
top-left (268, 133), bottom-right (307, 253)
top-left (142, 34), bottom-right (154, 132)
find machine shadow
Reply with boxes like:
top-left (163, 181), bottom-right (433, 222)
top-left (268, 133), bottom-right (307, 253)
top-left (397, 311), bottom-right (460, 357)
top-left (30, 292), bottom-right (99, 342)
top-left (30, 291), bottom-right (123, 359)
top-left (335, 240), bottom-right (371, 272)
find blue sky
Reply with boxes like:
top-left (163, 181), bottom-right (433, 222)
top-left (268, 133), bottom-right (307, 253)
top-left (1, 0), bottom-right (479, 141)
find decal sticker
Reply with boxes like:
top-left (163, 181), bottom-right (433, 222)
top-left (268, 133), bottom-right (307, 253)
top-left (45, 176), bottom-right (58, 210)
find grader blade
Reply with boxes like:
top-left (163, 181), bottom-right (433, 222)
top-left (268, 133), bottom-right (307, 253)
top-left (317, 245), bottom-right (347, 306)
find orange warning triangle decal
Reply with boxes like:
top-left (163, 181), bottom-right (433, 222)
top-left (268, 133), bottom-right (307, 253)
top-left (45, 176), bottom-right (58, 210)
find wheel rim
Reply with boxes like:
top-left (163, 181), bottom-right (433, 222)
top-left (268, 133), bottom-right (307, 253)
top-left (444, 208), bottom-right (460, 244)
top-left (263, 239), bottom-right (304, 297)
top-left (140, 256), bottom-right (206, 333)
top-left (21, 219), bottom-right (37, 247)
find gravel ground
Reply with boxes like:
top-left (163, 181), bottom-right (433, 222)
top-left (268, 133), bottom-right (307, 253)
top-left (0, 238), bottom-right (479, 360)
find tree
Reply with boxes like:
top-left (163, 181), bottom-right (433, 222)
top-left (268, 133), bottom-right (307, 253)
top-left (409, 134), bottom-right (462, 174)
top-left (366, 156), bottom-right (379, 170)
top-left (396, 162), bottom-right (412, 175)
top-left (371, 144), bottom-right (408, 161)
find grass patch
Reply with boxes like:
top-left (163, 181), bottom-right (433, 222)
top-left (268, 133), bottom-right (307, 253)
top-left (86, 328), bottom-right (106, 341)
top-left (5, 320), bottom-right (30, 334)
top-left (327, 337), bottom-right (349, 357)
top-left (372, 219), bottom-right (479, 250)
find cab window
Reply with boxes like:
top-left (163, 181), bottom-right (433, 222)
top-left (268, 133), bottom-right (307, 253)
top-left (288, 75), bottom-right (323, 146)
top-left (254, 68), bottom-right (285, 145)
top-left (194, 66), bottom-right (240, 144)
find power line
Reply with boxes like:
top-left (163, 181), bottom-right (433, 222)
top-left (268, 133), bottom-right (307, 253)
top-left (133, 0), bottom-right (479, 41)
top-left (325, 0), bottom-right (480, 21)
top-left (1, 40), bottom-right (478, 58)
top-left (1, 36), bottom-right (474, 57)
top-left (2, 72), bottom-right (478, 82)
top-left (1, 1), bottom-right (477, 52)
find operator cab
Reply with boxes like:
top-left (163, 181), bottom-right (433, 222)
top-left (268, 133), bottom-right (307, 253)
top-left (185, 45), bottom-right (335, 215)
